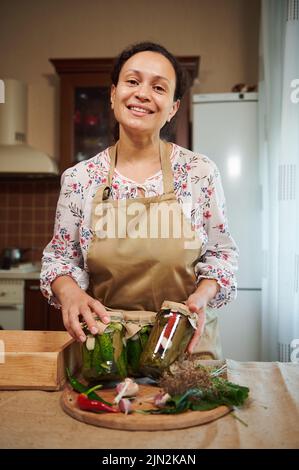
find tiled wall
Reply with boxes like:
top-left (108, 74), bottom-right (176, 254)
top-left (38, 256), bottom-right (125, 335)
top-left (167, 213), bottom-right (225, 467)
top-left (0, 179), bottom-right (60, 263)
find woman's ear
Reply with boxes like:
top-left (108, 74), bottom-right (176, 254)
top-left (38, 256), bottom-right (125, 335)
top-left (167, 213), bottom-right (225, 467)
top-left (110, 85), bottom-right (116, 109)
top-left (167, 100), bottom-right (180, 122)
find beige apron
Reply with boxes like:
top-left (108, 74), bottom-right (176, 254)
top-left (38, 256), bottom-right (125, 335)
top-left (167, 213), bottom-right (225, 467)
top-left (86, 142), bottom-right (222, 359)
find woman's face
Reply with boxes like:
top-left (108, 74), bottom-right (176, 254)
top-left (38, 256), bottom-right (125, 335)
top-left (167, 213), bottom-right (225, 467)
top-left (111, 51), bottom-right (180, 137)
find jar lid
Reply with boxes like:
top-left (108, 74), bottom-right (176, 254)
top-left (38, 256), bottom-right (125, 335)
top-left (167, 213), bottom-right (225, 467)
top-left (81, 310), bottom-right (124, 335)
top-left (122, 310), bottom-right (156, 339)
top-left (123, 310), bottom-right (156, 324)
top-left (160, 300), bottom-right (190, 316)
top-left (160, 300), bottom-right (197, 329)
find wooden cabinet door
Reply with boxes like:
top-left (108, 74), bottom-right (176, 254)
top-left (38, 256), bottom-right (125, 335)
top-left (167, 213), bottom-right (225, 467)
top-left (24, 280), bottom-right (65, 331)
top-left (24, 280), bottom-right (48, 330)
top-left (47, 304), bottom-right (65, 331)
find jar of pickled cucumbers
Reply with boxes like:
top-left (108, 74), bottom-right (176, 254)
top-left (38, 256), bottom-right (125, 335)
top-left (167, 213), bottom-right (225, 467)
top-left (123, 311), bottom-right (156, 376)
top-left (81, 313), bottom-right (127, 382)
top-left (139, 301), bottom-right (197, 378)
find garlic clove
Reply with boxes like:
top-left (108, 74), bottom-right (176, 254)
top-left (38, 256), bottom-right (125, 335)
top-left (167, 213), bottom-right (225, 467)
top-left (154, 392), bottom-right (171, 408)
top-left (114, 378), bottom-right (139, 403)
top-left (86, 335), bottom-right (95, 351)
top-left (118, 398), bottom-right (132, 415)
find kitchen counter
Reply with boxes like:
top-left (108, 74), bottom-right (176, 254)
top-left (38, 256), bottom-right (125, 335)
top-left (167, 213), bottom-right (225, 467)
top-left (0, 360), bottom-right (298, 449)
top-left (0, 271), bottom-right (40, 280)
top-left (0, 264), bottom-right (41, 280)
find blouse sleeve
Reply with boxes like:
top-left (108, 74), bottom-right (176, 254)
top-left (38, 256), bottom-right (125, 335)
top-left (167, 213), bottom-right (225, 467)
top-left (194, 159), bottom-right (239, 308)
top-left (40, 169), bottom-right (89, 307)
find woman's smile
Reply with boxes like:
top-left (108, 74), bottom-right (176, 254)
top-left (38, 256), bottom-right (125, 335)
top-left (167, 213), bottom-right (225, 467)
top-left (126, 104), bottom-right (154, 116)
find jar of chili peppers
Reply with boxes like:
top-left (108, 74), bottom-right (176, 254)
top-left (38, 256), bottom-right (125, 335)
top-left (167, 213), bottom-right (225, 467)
top-left (139, 301), bottom-right (197, 378)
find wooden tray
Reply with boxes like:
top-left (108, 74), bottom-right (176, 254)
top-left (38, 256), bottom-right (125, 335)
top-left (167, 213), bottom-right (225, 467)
top-left (0, 330), bottom-right (81, 390)
top-left (61, 382), bottom-right (231, 431)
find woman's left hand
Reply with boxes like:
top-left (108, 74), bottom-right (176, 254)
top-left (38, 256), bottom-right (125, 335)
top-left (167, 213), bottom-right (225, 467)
top-left (185, 279), bottom-right (220, 354)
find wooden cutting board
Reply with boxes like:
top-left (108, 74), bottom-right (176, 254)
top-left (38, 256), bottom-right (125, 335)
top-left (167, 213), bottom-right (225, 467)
top-left (61, 382), bottom-right (231, 431)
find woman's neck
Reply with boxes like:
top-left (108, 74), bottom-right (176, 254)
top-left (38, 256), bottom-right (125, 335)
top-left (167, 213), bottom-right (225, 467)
top-left (117, 130), bottom-right (161, 165)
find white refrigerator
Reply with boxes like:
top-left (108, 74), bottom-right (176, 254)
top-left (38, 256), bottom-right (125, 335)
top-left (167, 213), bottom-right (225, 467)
top-left (192, 93), bottom-right (262, 361)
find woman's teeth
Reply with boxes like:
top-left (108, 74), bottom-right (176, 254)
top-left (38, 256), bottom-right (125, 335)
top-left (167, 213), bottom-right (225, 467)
top-left (129, 106), bottom-right (151, 114)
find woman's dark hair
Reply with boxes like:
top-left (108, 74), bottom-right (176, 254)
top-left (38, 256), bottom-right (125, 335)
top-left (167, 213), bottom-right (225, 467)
top-left (111, 41), bottom-right (187, 140)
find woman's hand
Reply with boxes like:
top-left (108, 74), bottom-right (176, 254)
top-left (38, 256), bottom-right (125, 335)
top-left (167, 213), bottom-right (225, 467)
top-left (185, 279), bottom-right (220, 353)
top-left (51, 276), bottom-right (110, 342)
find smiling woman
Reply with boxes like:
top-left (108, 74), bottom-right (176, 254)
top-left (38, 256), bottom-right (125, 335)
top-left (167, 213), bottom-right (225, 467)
top-left (41, 41), bottom-right (239, 360)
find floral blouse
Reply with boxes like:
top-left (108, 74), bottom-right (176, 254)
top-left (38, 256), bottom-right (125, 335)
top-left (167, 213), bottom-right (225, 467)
top-left (41, 143), bottom-right (238, 308)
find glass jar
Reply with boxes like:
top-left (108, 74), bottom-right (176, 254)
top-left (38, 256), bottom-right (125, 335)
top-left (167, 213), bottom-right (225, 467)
top-left (123, 311), bottom-right (156, 376)
top-left (81, 314), bottom-right (127, 382)
top-left (139, 301), bottom-right (197, 378)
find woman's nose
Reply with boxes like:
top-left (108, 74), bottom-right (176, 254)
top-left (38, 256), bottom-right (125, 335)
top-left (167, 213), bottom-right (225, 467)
top-left (135, 83), bottom-right (151, 101)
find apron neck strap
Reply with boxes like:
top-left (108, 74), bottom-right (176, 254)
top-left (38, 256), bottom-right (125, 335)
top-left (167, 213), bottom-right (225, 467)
top-left (107, 144), bottom-right (117, 184)
top-left (108, 141), bottom-right (174, 194)
top-left (160, 141), bottom-right (174, 194)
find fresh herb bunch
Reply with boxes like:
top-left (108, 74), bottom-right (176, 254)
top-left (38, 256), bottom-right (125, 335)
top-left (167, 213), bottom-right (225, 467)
top-left (144, 359), bottom-right (249, 414)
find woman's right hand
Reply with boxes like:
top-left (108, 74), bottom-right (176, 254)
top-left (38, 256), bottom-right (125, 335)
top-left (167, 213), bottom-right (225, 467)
top-left (51, 276), bottom-right (110, 342)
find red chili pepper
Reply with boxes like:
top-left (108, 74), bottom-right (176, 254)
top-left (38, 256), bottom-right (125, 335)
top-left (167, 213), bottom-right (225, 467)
top-left (77, 383), bottom-right (119, 413)
top-left (77, 393), bottom-right (119, 413)
top-left (163, 312), bottom-right (178, 339)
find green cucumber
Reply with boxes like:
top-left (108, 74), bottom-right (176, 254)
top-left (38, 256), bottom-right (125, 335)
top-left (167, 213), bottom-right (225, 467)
top-left (127, 337), bottom-right (142, 373)
top-left (140, 331), bottom-right (150, 351)
top-left (91, 336), bottom-right (105, 375)
top-left (107, 322), bottom-right (123, 332)
top-left (82, 343), bottom-right (92, 370)
top-left (116, 347), bottom-right (128, 378)
top-left (140, 325), bottom-right (151, 335)
top-left (98, 333), bottom-right (114, 362)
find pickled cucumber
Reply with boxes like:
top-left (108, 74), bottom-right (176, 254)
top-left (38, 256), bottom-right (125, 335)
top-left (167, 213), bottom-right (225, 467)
top-left (91, 336), bottom-right (101, 370)
top-left (113, 330), bottom-right (128, 377)
top-left (82, 343), bottom-right (92, 370)
top-left (116, 347), bottom-right (128, 378)
top-left (98, 333), bottom-right (114, 362)
top-left (127, 336), bottom-right (142, 374)
top-left (140, 330), bottom-right (150, 350)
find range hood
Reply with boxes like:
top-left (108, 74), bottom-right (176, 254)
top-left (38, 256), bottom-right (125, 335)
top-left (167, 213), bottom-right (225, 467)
top-left (0, 79), bottom-right (59, 177)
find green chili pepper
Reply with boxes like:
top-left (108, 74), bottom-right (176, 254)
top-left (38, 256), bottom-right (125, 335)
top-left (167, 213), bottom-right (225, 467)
top-left (66, 368), bottom-right (113, 406)
top-left (66, 367), bottom-right (89, 394)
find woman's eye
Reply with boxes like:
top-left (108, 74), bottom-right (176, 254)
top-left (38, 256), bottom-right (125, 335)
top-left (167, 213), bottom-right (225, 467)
top-left (127, 79), bottom-right (138, 85)
top-left (154, 85), bottom-right (165, 93)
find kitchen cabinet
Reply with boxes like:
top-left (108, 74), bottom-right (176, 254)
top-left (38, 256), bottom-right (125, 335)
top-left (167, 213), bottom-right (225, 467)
top-left (50, 57), bottom-right (200, 173)
top-left (24, 280), bottom-right (65, 331)
top-left (0, 279), bottom-right (24, 330)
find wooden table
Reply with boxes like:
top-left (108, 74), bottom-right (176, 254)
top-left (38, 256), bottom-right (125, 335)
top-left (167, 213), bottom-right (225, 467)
top-left (0, 360), bottom-right (298, 449)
